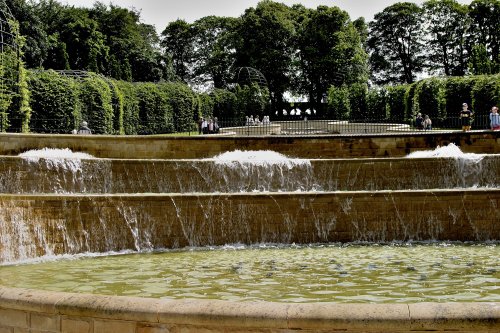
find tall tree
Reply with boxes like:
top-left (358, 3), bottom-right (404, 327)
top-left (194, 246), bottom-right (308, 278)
top-left (423, 0), bottom-right (470, 76)
top-left (191, 16), bottom-right (238, 89)
top-left (295, 6), bottom-right (368, 109)
top-left (161, 19), bottom-right (194, 83)
top-left (468, 0), bottom-right (500, 73)
top-left (234, 0), bottom-right (295, 107)
top-left (5, 0), bottom-right (48, 68)
top-left (368, 2), bottom-right (425, 84)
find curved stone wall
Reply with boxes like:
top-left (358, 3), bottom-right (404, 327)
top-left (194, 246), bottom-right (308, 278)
top-left (0, 287), bottom-right (498, 332)
top-left (1, 190), bottom-right (499, 263)
top-left (1, 156), bottom-right (499, 194)
top-left (0, 131), bottom-right (499, 159)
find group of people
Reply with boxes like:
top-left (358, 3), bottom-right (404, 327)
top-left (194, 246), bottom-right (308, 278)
top-left (71, 121), bottom-right (92, 135)
top-left (460, 103), bottom-right (500, 132)
top-left (245, 115), bottom-right (271, 126)
top-left (415, 113), bottom-right (432, 130)
top-left (199, 117), bottom-right (219, 135)
top-left (415, 103), bottom-right (500, 132)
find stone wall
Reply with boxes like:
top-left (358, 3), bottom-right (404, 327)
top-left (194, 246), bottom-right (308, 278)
top-left (0, 131), bottom-right (499, 159)
top-left (1, 156), bottom-right (499, 194)
top-left (0, 190), bottom-right (498, 263)
top-left (0, 287), bottom-right (498, 333)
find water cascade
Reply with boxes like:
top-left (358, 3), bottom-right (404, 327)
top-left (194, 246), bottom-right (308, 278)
top-left (0, 146), bottom-right (498, 264)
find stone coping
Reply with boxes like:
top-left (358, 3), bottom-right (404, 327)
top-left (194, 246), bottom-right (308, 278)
top-left (0, 286), bottom-right (498, 331)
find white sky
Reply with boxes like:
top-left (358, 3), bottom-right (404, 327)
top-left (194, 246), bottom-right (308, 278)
top-left (61, 0), bottom-right (472, 32)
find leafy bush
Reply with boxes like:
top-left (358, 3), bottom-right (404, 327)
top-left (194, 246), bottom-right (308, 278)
top-left (78, 73), bottom-right (114, 134)
top-left (27, 70), bottom-right (78, 134)
top-left (112, 80), bottom-right (140, 135)
top-left (158, 82), bottom-right (197, 133)
top-left (471, 75), bottom-right (500, 129)
top-left (386, 85), bottom-right (408, 120)
top-left (234, 84), bottom-right (269, 122)
top-left (366, 87), bottom-right (387, 120)
top-left (348, 83), bottom-right (368, 120)
top-left (327, 85), bottom-right (350, 119)
top-left (106, 79), bottom-right (124, 134)
top-left (196, 93), bottom-right (214, 120)
top-left (444, 76), bottom-right (475, 118)
top-left (414, 78), bottom-right (445, 120)
top-left (135, 83), bottom-right (173, 134)
top-left (472, 75), bottom-right (500, 116)
top-left (211, 88), bottom-right (237, 120)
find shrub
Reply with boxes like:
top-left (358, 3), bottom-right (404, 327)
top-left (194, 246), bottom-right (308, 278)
top-left (471, 75), bottom-right (500, 129)
top-left (135, 83), bottom-right (173, 134)
top-left (386, 85), bottom-right (408, 120)
top-left (444, 76), bottom-right (475, 118)
top-left (348, 83), bottom-right (368, 120)
top-left (211, 88), bottom-right (237, 120)
top-left (234, 84), bottom-right (269, 122)
top-left (414, 78), bottom-right (445, 120)
top-left (106, 79), bottom-right (124, 135)
top-left (158, 82), bottom-right (196, 133)
top-left (78, 73), bottom-right (114, 134)
top-left (327, 85), bottom-right (350, 120)
top-left (113, 80), bottom-right (140, 135)
top-left (366, 87), bottom-right (387, 120)
top-left (27, 70), bottom-right (78, 134)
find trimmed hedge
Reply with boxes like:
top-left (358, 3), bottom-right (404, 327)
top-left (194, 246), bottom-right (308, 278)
top-left (112, 80), bottom-right (139, 135)
top-left (135, 83), bottom-right (173, 135)
top-left (27, 70), bottom-right (78, 134)
top-left (327, 75), bottom-right (500, 128)
top-left (78, 73), bottom-right (114, 134)
top-left (158, 82), bottom-right (197, 133)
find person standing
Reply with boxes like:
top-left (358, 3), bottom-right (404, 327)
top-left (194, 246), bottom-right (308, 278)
top-left (423, 115), bottom-right (432, 130)
top-left (490, 106), bottom-right (500, 131)
top-left (415, 113), bottom-right (424, 130)
top-left (460, 103), bottom-right (473, 132)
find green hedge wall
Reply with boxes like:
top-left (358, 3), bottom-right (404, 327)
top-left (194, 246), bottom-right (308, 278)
top-left (27, 70), bottom-right (78, 133)
top-left (158, 82), bottom-right (196, 133)
top-left (112, 80), bottom-right (139, 135)
top-left (327, 75), bottom-right (500, 126)
top-left (135, 83), bottom-right (173, 135)
top-left (78, 73), bottom-right (114, 134)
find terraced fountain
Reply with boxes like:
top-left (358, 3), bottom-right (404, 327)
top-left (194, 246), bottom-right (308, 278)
top-left (0, 134), bottom-right (498, 332)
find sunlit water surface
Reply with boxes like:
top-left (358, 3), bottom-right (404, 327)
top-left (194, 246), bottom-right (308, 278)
top-left (1, 244), bottom-right (498, 303)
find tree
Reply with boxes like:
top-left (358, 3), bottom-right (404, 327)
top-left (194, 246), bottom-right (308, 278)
top-left (295, 6), bottom-right (368, 110)
top-left (5, 0), bottom-right (48, 69)
top-left (468, 0), bottom-right (500, 73)
top-left (90, 4), bottom-right (165, 82)
top-left (161, 19), bottom-right (194, 82)
top-left (422, 0), bottom-right (470, 76)
top-left (191, 16), bottom-right (238, 89)
top-left (234, 0), bottom-right (295, 107)
top-left (368, 2), bottom-right (425, 84)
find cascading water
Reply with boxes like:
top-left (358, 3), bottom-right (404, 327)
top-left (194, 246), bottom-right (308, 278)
top-left (0, 142), bottom-right (498, 306)
top-left (0, 145), bottom-right (498, 265)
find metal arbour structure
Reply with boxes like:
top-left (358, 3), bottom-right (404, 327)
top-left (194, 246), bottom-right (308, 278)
top-left (234, 67), bottom-right (268, 88)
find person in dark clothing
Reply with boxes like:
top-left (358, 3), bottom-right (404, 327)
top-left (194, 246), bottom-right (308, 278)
top-left (460, 103), bottom-right (473, 132)
top-left (77, 121), bottom-right (92, 135)
top-left (415, 113), bottom-right (424, 130)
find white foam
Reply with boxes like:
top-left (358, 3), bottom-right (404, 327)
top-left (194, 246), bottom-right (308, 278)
top-left (19, 148), bottom-right (95, 174)
top-left (211, 150), bottom-right (311, 168)
top-left (406, 143), bottom-right (485, 160)
top-left (19, 148), bottom-right (95, 160)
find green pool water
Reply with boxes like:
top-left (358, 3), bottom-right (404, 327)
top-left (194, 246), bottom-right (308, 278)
top-left (1, 244), bottom-right (498, 303)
